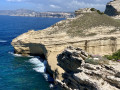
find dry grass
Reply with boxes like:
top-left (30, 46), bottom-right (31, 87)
top-left (48, 12), bottom-right (120, 37)
top-left (67, 12), bottom-right (120, 36)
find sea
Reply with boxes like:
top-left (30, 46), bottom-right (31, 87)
top-left (0, 15), bottom-right (65, 90)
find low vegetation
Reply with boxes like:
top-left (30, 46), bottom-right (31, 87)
top-left (85, 55), bottom-right (109, 65)
top-left (67, 12), bottom-right (120, 37)
top-left (85, 58), bottom-right (109, 65)
top-left (85, 49), bottom-right (120, 65)
top-left (90, 8), bottom-right (96, 11)
top-left (48, 9), bottom-right (120, 37)
top-left (105, 49), bottom-right (120, 61)
top-left (90, 8), bottom-right (104, 15)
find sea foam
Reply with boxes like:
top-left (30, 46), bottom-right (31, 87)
top-left (9, 52), bottom-right (34, 57)
top-left (29, 57), bottom-right (46, 73)
top-left (9, 51), bottom-right (54, 82)
top-left (29, 57), bottom-right (54, 82)
top-left (9, 52), bottom-right (22, 57)
top-left (0, 40), bottom-right (7, 42)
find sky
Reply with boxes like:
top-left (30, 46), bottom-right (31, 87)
top-left (0, 0), bottom-right (112, 12)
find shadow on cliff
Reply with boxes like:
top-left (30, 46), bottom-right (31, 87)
top-left (24, 43), bottom-right (47, 59)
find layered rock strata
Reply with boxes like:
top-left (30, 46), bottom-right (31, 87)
top-left (11, 28), bottom-right (120, 80)
top-left (56, 46), bottom-right (120, 90)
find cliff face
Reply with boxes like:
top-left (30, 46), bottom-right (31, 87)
top-left (12, 9), bottom-right (120, 81)
top-left (105, 0), bottom-right (120, 16)
top-left (56, 46), bottom-right (120, 90)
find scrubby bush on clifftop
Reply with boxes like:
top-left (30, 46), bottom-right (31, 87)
top-left (90, 8), bottom-right (104, 15)
top-left (105, 49), bottom-right (120, 61)
top-left (97, 10), bottom-right (104, 15)
top-left (85, 55), bottom-right (109, 65)
top-left (90, 8), bottom-right (96, 11)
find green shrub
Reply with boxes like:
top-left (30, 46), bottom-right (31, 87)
top-left (90, 8), bottom-right (96, 11)
top-left (90, 8), bottom-right (104, 15)
top-left (97, 10), bottom-right (104, 15)
top-left (85, 58), bottom-right (99, 65)
top-left (104, 49), bottom-right (120, 61)
top-left (85, 57), bottom-right (109, 65)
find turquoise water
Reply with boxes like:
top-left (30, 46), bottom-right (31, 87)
top-left (0, 16), bottom-right (64, 90)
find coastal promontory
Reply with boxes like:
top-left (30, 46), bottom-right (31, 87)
top-left (12, 5), bottom-right (120, 90)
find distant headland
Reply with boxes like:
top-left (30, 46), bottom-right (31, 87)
top-left (0, 9), bottom-right (74, 18)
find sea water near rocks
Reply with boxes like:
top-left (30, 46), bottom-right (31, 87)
top-left (0, 15), bottom-right (64, 90)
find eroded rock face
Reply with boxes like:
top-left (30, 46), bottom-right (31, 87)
top-left (56, 46), bottom-right (120, 90)
top-left (105, 0), bottom-right (120, 16)
top-left (57, 46), bottom-right (88, 73)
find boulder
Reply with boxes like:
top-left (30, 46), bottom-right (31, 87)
top-left (105, 0), bottom-right (120, 16)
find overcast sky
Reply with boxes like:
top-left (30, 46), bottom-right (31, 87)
top-left (0, 0), bottom-right (112, 12)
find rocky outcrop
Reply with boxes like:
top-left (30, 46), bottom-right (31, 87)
top-left (105, 0), bottom-right (120, 16)
top-left (75, 8), bottom-right (96, 16)
top-left (56, 46), bottom-right (120, 90)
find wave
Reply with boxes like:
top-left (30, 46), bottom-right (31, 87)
top-left (29, 57), bottom-right (54, 82)
top-left (8, 52), bottom-right (34, 57)
top-left (9, 52), bottom-right (54, 85)
top-left (43, 73), bottom-right (54, 82)
top-left (0, 40), bottom-right (7, 43)
top-left (9, 52), bottom-right (22, 57)
top-left (29, 57), bottom-right (46, 73)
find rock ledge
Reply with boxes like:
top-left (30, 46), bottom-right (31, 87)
top-left (56, 46), bottom-right (120, 90)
